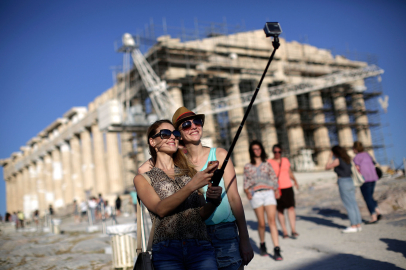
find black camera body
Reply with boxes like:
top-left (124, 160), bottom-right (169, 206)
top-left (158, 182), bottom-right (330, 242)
top-left (263, 22), bottom-right (282, 37)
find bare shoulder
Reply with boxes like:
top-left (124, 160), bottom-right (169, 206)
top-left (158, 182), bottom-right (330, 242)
top-left (138, 159), bottom-right (153, 174)
top-left (215, 147), bottom-right (228, 159)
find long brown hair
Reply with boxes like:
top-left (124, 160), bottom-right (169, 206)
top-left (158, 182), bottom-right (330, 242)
top-left (353, 141), bottom-right (364, 153)
top-left (147, 120), bottom-right (197, 178)
top-left (332, 145), bottom-right (351, 164)
top-left (249, 140), bottom-right (268, 164)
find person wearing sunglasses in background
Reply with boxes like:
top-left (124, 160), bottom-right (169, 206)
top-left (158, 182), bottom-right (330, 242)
top-left (133, 119), bottom-right (223, 269)
top-left (268, 144), bottom-right (299, 239)
top-left (138, 107), bottom-right (254, 270)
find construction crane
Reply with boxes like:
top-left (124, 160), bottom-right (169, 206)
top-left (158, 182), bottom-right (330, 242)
top-left (119, 33), bottom-right (176, 120)
top-left (193, 65), bottom-right (384, 115)
top-left (130, 49), bottom-right (176, 119)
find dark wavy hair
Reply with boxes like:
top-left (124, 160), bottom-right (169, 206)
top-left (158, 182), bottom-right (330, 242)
top-left (249, 140), bottom-right (268, 164)
top-left (147, 119), bottom-right (197, 178)
top-left (332, 145), bottom-right (351, 164)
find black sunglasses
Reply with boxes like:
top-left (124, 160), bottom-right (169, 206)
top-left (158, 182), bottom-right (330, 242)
top-left (181, 118), bottom-right (203, 130)
top-left (152, 129), bottom-right (181, 140)
top-left (273, 151), bottom-right (281, 154)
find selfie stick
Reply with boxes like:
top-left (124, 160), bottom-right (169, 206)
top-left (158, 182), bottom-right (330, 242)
top-left (211, 22), bottom-right (282, 187)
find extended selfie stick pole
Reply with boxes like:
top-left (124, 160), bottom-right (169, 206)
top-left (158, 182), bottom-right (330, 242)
top-left (211, 23), bottom-right (281, 187)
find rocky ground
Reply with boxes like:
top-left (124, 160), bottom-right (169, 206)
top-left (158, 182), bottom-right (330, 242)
top-left (1, 176), bottom-right (405, 270)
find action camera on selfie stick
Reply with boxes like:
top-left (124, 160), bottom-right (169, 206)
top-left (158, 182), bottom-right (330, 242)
top-left (210, 22), bottom-right (282, 188)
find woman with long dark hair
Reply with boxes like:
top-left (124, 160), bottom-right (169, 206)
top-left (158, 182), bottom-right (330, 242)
top-left (353, 141), bottom-right (382, 224)
top-left (326, 145), bottom-right (362, 233)
top-left (133, 119), bottom-right (223, 269)
top-left (268, 144), bottom-right (299, 239)
top-left (244, 140), bottom-right (282, 261)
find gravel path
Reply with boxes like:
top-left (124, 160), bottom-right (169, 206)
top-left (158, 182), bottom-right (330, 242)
top-left (1, 177), bottom-right (405, 270)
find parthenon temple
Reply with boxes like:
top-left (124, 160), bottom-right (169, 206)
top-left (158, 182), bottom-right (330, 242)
top-left (1, 21), bottom-right (385, 217)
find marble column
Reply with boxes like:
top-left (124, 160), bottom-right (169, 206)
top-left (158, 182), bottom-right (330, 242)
top-left (35, 159), bottom-right (47, 214)
top-left (256, 78), bottom-right (278, 155)
top-left (169, 85), bottom-right (184, 108)
top-left (333, 87), bottom-right (353, 154)
top-left (310, 91), bottom-right (331, 167)
top-left (195, 80), bottom-right (217, 147)
top-left (44, 153), bottom-right (55, 208)
top-left (80, 128), bottom-right (95, 195)
top-left (106, 132), bottom-right (123, 194)
top-left (91, 124), bottom-right (109, 196)
top-left (21, 167), bottom-right (32, 218)
top-left (352, 92), bottom-right (374, 157)
top-left (60, 142), bottom-right (74, 205)
top-left (5, 179), bottom-right (11, 213)
top-left (70, 135), bottom-right (85, 201)
top-left (226, 77), bottom-right (250, 173)
top-left (16, 172), bottom-right (24, 211)
top-left (121, 132), bottom-right (137, 189)
top-left (51, 148), bottom-right (64, 209)
top-left (284, 95), bottom-right (306, 157)
top-left (28, 163), bottom-right (39, 213)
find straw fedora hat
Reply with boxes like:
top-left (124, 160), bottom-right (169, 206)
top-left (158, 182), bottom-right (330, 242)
top-left (172, 107), bottom-right (205, 129)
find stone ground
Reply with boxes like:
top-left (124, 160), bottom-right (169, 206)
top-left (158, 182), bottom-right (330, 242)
top-left (1, 176), bottom-right (405, 270)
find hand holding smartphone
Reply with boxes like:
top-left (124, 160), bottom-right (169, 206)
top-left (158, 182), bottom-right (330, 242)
top-left (207, 160), bottom-right (219, 172)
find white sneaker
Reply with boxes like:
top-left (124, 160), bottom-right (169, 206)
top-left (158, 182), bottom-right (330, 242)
top-left (342, 227), bottom-right (358, 233)
top-left (357, 227), bottom-right (362, 232)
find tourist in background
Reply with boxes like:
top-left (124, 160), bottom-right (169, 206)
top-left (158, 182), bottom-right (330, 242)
top-left (326, 145), bottom-right (362, 233)
top-left (115, 195), bottom-right (121, 216)
top-left (88, 197), bottom-right (97, 223)
top-left (17, 211), bottom-right (24, 228)
top-left (353, 141), bottom-right (382, 224)
top-left (133, 119), bottom-right (222, 269)
top-left (12, 212), bottom-right (18, 229)
top-left (80, 200), bottom-right (87, 223)
top-left (48, 205), bottom-right (54, 216)
top-left (244, 140), bottom-right (282, 261)
top-left (73, 200), bottom-right (80, 224)
top-left (33, 210), bottom-right (39, 227)
top-left (97, 194), bottom-right (104, 221)
top-left (268, 144), bottom-right (299, 239)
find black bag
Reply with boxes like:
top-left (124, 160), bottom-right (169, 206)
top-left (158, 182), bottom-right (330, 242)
top-left (134, 252), bottom-right (153, 270)
top-left (133, 173), bottom-right (155, 270)
top-left (370, 153), bottom-right (383, 179)
top-left (375, 166), bottom-right (383, 179)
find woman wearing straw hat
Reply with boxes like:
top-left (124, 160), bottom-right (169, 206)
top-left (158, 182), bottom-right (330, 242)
top-left (140, 107), bottom-right (254, 269)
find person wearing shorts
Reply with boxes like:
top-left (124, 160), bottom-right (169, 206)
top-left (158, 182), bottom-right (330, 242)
top-left (268, 144), bottom-right (299, 239)
top-left (244, 140), bottom-right (282, 261)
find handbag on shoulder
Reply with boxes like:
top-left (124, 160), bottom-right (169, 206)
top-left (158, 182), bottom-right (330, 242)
top-left (351, 161), bottom-right (365, 187)
top-left (133, 174), bottom-right (155, 270)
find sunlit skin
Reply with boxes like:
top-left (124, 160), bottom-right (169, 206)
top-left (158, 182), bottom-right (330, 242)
top-left (178, 117), bottom-right (254, 267)
top-left (271, 147), bottom-right (299, 237)
top-left (244, 144), bottom-right (280, 249)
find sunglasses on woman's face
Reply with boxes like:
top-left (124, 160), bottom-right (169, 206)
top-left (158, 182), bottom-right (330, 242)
top-left (152, 129), bottom-right (181, 140)
top-left (273, 151), bottom-right (281, 154)
top-left (181, 118), bottom-right (203, 131)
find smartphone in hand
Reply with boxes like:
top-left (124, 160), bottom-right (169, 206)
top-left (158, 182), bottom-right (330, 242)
top-left (207, 160), bottom-right (219, 172)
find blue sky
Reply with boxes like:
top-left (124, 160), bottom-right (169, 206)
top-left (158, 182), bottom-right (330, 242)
top-left (1, 0), bottom-right (405, 215)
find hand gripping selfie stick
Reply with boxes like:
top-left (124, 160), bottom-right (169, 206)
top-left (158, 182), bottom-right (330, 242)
top-left (211, 22), bottom-right (282, 187)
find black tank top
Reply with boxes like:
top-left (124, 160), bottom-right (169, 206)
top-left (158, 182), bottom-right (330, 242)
top-left (334, 157), bottom-right (352, 177)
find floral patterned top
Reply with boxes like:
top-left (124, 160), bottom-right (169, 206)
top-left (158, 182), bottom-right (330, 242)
top-left (243, 162), bottom-right (279, 193)
top-left (145, 167), bottom-right (210, 245)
